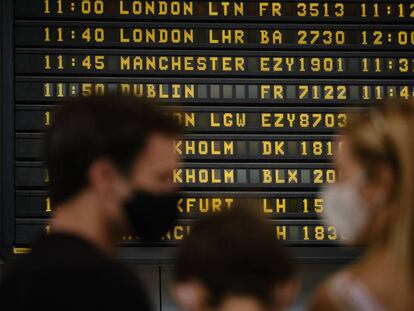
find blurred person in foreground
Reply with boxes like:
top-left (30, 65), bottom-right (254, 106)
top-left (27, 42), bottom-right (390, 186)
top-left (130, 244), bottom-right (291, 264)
top-left (0, 95), bottom-right (181, 310)
top-left (170, 207), bottom-right (299, 311)
top-left (310, 100), bottom-right (414, 311)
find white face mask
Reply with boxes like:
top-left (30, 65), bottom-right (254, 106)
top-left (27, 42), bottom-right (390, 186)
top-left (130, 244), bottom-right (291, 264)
top-left (321, 182), bottom-right (369, 244)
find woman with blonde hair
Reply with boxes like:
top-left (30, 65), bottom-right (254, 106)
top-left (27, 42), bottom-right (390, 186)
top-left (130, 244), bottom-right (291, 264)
top-left (309, 100), bottom-right (414, 311)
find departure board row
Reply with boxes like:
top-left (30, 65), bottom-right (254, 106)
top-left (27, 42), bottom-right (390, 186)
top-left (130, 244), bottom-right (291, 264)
top-left (15, 79), bottom-right (414, 103)
top-left (15, 51), bottom-right (414, 76)
top-left (14, 0), bottom-right (414, 22)
top-left (15, 106), bottom-right (351, 132)
top-left (16, 163), bottom-right (336, 189)
top-left (15, 191), bottom-right (325, 218)
top-left (16, 134), bottom-right (341, 161)
top-left (15, 220), bottom-right (346, 246)
top-left (15, 23), bottom-right (414, 49)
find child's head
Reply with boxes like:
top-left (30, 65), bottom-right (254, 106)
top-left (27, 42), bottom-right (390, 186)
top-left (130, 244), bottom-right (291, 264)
top-left (171, 207), bottom-right (298, 311)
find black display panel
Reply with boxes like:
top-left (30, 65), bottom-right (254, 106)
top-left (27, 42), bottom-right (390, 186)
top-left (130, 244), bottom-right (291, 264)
top-left (6, 0), bottom-right (414, 262)
top-left (14, 22), bottom-right (414, 50)
top-left (15, 50), bottom-right (414, 77)
top-left (14, 0), bottom-right (414, 22)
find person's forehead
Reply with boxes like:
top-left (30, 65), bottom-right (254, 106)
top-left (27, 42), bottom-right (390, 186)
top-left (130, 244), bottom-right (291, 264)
top-left (138, 133), bottom-right (177, 165)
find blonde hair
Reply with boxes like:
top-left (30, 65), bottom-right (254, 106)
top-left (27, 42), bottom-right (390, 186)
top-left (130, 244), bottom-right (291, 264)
top-left (343, 100), bottom-right (414, 308)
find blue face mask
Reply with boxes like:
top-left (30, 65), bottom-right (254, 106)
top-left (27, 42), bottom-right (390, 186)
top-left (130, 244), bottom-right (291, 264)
top-left (123, 191), bottom-right (179, 241)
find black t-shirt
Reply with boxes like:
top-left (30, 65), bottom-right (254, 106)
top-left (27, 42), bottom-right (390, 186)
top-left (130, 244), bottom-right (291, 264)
top-left (0, 233), bottom-right (152, 311)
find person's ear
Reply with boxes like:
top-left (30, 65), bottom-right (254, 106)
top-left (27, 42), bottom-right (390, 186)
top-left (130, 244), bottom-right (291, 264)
top-left (169, 281), bottom-right (208, 311)
top-left (88, 158), bottom-right (120, 197)
top-left (273, 278), bottom-right (300, 311)
top-left (364, 164), bottom-right (395, 209)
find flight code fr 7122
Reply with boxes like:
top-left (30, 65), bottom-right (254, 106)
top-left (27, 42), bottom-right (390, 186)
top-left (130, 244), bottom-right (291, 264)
top-left (14, 79), bottom-right (414, 103)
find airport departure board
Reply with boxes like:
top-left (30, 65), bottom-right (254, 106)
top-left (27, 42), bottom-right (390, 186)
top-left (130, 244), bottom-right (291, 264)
top-left (2, 0), bottom-right (413, 262)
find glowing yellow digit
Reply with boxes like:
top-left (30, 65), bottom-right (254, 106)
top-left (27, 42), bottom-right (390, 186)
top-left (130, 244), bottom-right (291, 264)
top-left (57, 83), bottom-right (64, 97)
top-left (44, 83), bottom-right (52, 97)
top-left (44, 55), bottom-right (51, 70)
top-left (297, 3), bottom-right (306, 16)
top-left (315, 226), bottom-right (325, 240)
top-left (57, 27), bottom-right (63, 42)
top-left (374, 58), bottom-right (381, 72)
top-left (57, 0), bottom-right (63, 14)
top-left (322, 3), bottom-right (329, 17)
top-left (44, 27), bottom-right (51, 42)
top-left (298, 30), bottom-right (307, 45)
top-left (310, 58), bottom-right (321, 72)
top-left (313, 141), bottom-right (322, 155)
top-left (400, 86), bottom-right (410, 99)
top-left (312, 85), bottom-right (320, 99)
top-left (361, 3), bottom-right (367, 17)
top-left (303, 226), bottom-right (310, 240)
top-left (82, 0), bottom-right (92, 14)
top-left (314, 198), bottom-right (324, 213)
top-left (82, 28), bottom-right (92, 42)
top-left (338, 85), bottom-right (347, 99)
top-left (325, 85), bottom-right (334, 100)
top-left (398, 3), bottom-right (404, 17)
top-left (338, 113), bottom-right (347, 127)
top-left (373, 3), bottom-right (379, 17)
top-left (326, 169), bottom-right (336, 183)
top-left (82, 56), bottom-right (92, 69)
top-left (375, 85), bottom-right (383, 99)
top-left (326, 141), bottom-right (333, 156)
top-left (45, 197), bottom-right (52, 213)
top-left (337, 58), bottom-right (344, 72)
top-left (95, 55), bottom-right (105, 69)
top-left (362, 58), bottom-right (369, 72)
top-left (44, 111), bottom-right (51, 126)
top-left (300, 114), bottom-right (310, 127)
top-left (95, 0), bottom-right (104, 14)
top-left (311, 30), bottom-right (320, 44)
top-left (309, 3), bottom-right (319, 17)
top-left (95, 83), bottom-right (105, 95)
top-left (300, 141), bottom-right (308, 155)
top-left (302, 199), bottom-right (309, 213)
top-left (399, 58), bottom-right (409, 72)
top-left (314, 170), bottom-right (323, 184)
top-left (328, 226), bottom-right (337, 240)
top-left (334, 3), bottom-right (344, 17)
top-left (373, 31), bottom-right (383, 45)
top-left (362, 85), bottom-right (370, 99)
top-left (82, 83), bottom-right (92, 96)
top-left (44, 0), bottom-right (50, 14)
top-left (57, 55), bottom-right (64, 69)
top-left (362, 31), bottom-right (368, 45)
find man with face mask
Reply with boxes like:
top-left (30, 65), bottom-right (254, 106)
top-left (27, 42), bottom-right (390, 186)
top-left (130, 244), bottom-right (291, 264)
top-left (0, 95), bottom-right (181, 310)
